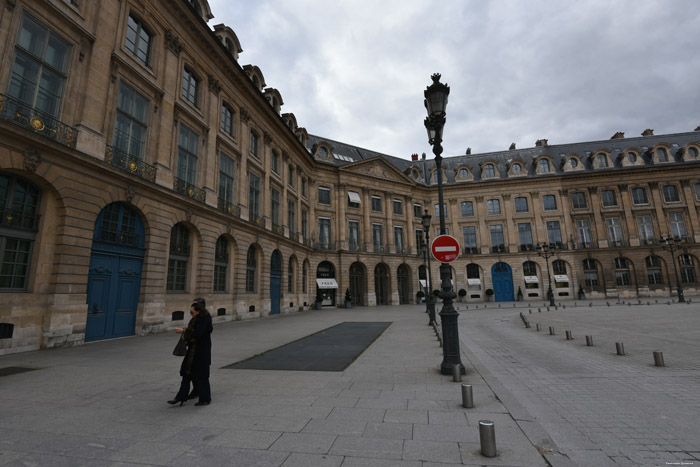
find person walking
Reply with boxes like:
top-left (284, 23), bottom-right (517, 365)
top-left (168, 300), bottom-right (213, 406)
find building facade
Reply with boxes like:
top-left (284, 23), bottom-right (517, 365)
top-left (1, 0), bottom-right (699, 354)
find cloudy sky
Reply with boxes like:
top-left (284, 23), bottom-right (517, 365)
top-left (208, 0), bottom-right (700, 159)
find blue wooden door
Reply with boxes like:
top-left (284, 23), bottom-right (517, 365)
top-left (491, 262), bottom-right (514, 301)
top-left (270, 250), bottom-right (282, 315)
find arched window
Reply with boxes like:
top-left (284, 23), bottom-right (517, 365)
top-left (583, 259), bottom-right (599, 287)
top-left (214, 236), bottom-right (228, 292)
top-left (539, 159), bottom-right (551, 173)
top-left (645, 256), bottom-right (663, 285)
top-left (287, 257), bottom-right (295, 293)
top-left (512, 163), bottom-right (522, 174)
top-left (679, 255), bottom-right (696, 283)
top-left (614, 257), bottom-right (631, 286)
top-left (245, 246), bottom-right (256, 292)
top-left (596, 153), bottom-right (608, 168)
top-left (167, 223), bottom-right (190, 292)
top-left (523, 261), bottom-right (538, 289)
top-left (466, 263), bottom-right (480, 291)
top-left (688, 147), bottom-right (699, 159)
top-left (459, 168), bottom-right (468, 178)
top-left (483, 164), bottom-right (495, 178)
top-left (656, 147), bottom-right (668, 162)
top-left (302, 261), bottom-right (308, 293)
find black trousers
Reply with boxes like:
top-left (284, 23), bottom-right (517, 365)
top-left (175, 374), bottom-right (211, 403)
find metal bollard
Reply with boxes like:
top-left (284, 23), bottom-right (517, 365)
top-left (565, 330), bottom-right (573, 340)
top-left (452, 364), bottom-right (462, 382)
top-left (525, 321), bottom-right (531, 328)
top-left (653, 351), bottom-right (665, 367)
top-left (528, 309), bottom-right (532, 314)
top-left (479, 420), bottom-right (497, 458)
top-left (616, 342), bottom-right (625, 355)
top-left (538, 308), bottom-right (541, 313)
top-left (549, 326), bottom-right (555, 335)
top-left (536, 323), bottom-right (541, 331)
top-left (585, 335), bottom-right (593, 346)
top-left (461, 384), bottom-right (474, 408)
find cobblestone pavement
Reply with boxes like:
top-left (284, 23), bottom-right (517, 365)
top-left (456, 300), bottom-right (700, 467)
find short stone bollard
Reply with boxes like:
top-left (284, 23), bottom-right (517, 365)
top-left (536, 323), bottom-right (541, 331)
top-left (479, 420), bottom-right (497, 458)
top-left (653, 351), bottom-right (665, 367)
top-left (585, 335), bottom-right (593, 346)
top-left (462, 384), bottom-right (474, 408)
top-left (452, 364), bottom-right (462, 382)
top-left (549, 326), bottom-right (555, 335)
top-left (565, 330), bottom-right (573, 340)
top-left (616, 342), bottom-right (625, 355)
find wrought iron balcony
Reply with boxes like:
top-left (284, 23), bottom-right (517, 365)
top-left (348, 243), bottom-right (365, 252)
top-left (1, 207), bottom-right (40, 231)
top-left (314, 241), bottom-right (335, 251)
top-left (462, 247), bottom-right (479, 255)
top-left (217, 198), bottom-right (240, 217)
top-left (272, 223), bottom-right (284, 235)
top-left (291, 232), bottom-right (300, 243)
top-left (491, 245), bottom-right (506, 253)
top-left (519, 244), bottom-right (535, 252)
top-left (105, 145), bottom-right (157, 182)
top-left (0, 93), bottom-right (78, 148)
top-left (374, 245), bottom-right (385, 253)
top-left (609, 240), bottom-right (627, 248)
top-left (640, 238), bottom-right (657, 246)
top-left (248, 215), bottom-right (265, 227)
top-left (174, 178), bottom-right (206, 203)
top-left (577, 241), bottom-right (597, 249)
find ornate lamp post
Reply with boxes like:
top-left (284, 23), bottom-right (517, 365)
top-left (421, 210), bottom-right (436, 326)
top-left (424, 73), bottom-right (464, 375)
top-left (536, 243), bottom-right (556, 306)
top-left (661, 236), bottom-right (685, 303)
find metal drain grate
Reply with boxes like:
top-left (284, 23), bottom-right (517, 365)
top-left (0, 366), bottom-right (40, 377)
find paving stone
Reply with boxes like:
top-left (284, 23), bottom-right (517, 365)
top-left (363, 422), bottom-right (413, 440)
top-left (428, 410), bottom-right (468, 425)
top-left (402, 439), bottom-right (462, 463)
top-left (339, 458), bottom-right (421, 467)
top-left (329, 436), bottom-right (403, 459)
top-left (302, 419), bottom-right (367, 437)
top-left (108, 441), bottom-right (192, 464)
top-left (206, 429), bottom-right (282, 449)
top-left (280, 453), bottom-right (344, 467)
top-left (269, 433), bottom-right (336, 454)
top-left (327, 407), bottom-right (386, 422)
top-left (383, 409), bottom-right (428, 424)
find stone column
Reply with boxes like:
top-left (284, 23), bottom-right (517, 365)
top-left (385, 194), bottom-right (394, 252)
top-left (502, 194), bottom-right (516, 251)
top-left (362, 188), bottom-right (372, 251)
top-left (337, 184), bottom-right (347, 248)
top-left (681, 180), bottom-right (700, 242)
top-left (588, 187), bottom-right (608, 247)
top-left (617, 184), bottom-right (637, 246)
top-left (559, 190), bottom-right (574, 248)
top-left (649, 182), bottom-right (669, 238)
top-left (475, 196), bottom-right (488, 253)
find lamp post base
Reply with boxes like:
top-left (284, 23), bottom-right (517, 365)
top-left (439, 307), bottom-right (466, 375)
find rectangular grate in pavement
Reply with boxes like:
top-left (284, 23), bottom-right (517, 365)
top-left (0, 366), bottom-right (40, 377)
top-left (223, 321), bottom-right (392, 371)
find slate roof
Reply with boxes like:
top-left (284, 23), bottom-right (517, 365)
top-left (307, 131), bottom-right (700, 186)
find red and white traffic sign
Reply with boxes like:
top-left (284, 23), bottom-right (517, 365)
top-left (431, 235), bottom-right (460, 263)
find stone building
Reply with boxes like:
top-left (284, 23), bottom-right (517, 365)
top-left (1, 0), bottom-right (699, 354)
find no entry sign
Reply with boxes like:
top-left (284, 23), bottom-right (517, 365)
top-left (431, 235), bottom-right (460, 263)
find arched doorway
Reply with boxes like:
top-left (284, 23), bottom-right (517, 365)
top-left (375, 263), bottom-right (390, 305)
top-left (86, 202), bottom-right (145, 341)
top-left (349, 262), bottom-right (365, 305)
top-left (491, 261), bottom-right (514, 301)
top-left (270, 250), bottom-right (282, 315)
top-left (397, 264), bottom-right (411, 304)
top-left (316, 261), bottom-right (336, 306)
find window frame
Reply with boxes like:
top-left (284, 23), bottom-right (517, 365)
top-left (542, 194), bottom-right (557, 211)
top-left (181, 66), bottom-right (200, 107)
top-left (125, 13), bottom-right (152, 66)
top-left (318, 186), bottom-right (331, 205)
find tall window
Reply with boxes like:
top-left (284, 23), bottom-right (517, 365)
top-left (596, 153), bottom-right (608, 168)
top-left (287, 257), bottom-right (294, 293)
top-left (302, 262), bottom-right (308, 293)
top-left (416, 229), bottom-right (424, 253)
top-left (348, 191), bottom-right (360, 209)
top-left (656, 147), bottom-right (668, 162)
top-left (271, 189), bottom-right (280, 227)
top-left (463, 226), bottom-right (477, 252)
top-left (248, 173), bottom-right (261, 219)
top-left (0, 174), bottom-right (40, 290)
top-left (539, 158), bottom-right (551, 173)
top-left (669, 213), bottom-right (687, 240)
top-left (318, 218), bottom-right (330, 247)
top-left (632, 187), bottom-right (648, 204)
top-left (435, 203), bottom-right (448, 218)
top-left (583, 259), bottom-right (599, 287)
top-left (662, 185), bottom-right (680, 203)
top-left (288, 200), bottom-right (296, 235)
top-left (467, 263), bottom-right (481, 290)
top-left (371, 196), bottom-right (382, 211)
top-left (373, 224), bottom-right (383, 251)
top-left (125, 14), bottom-right (152, 66)
top-left (413, 204), bottom-right (423, 218)
top-left (270, 150), bottom-right (279, 173)
top-left (547, 221), bottom-right (562, 246)
top-left (181, 67), bottom-right (199, 107)
top-left (218, 153), bottom-right (235, 210)
top-left (9, 14), bottom-right (72, 118)
top-left (571, 192), bottom-right (587, 209)
top-left (523, 261), bottom-right (538, 289)
top-left (301, 209), bottom-right (307, 239)
top-left (518, 223), bottom-right (533, 250)
top-left (394, 227), bottom-right (404, 252)
top-left (695, 183), bottom-right (700, 201)
top-left (514, 197), bottom-right (528, 213)
top-left (249, 130), bottom-right (259, 158)
top-left (679, 255), bottom-right (696, 283)
top-left (607, 217), bottom-right (623, 245)
top-left (543, 195), bottom-right (557, 211)
top-left (113, 82), bottom-right (149, 159)
top-left (288, 166), bottom-right (295, 187)
top-left (213, 236), bottom-right (228, 292)
top-left (638, 215), bottom-right (654, 244)
top-left (318, 187), bottom-right (331, 205)
top-left (576, 219), bottom-right (593, 247)
top-left (393, 199), bottom-right (403, 215)
top-left (490, 224), bottom-right (504, 252)
top-left (167, 223), bottom-right (189, 292)
top-left (615, 257), bottom-right (631, 286)
top-left (461, 201), bottom-right (474, 217)
top-left (645, 256), bottom-right (663, 285)
top-left (177, 125), bottom-right (198, 185)
top-left (487, 199), bottom-right (500, 215)
top-left (553, 260), bottom-right (568, 288)
top-left (221, 103), bottom-right (234, 136)
top-left (301, 178), bottom-right (306, 197)
top-left (483, 164), bottom-right (495, 178)
top-left (349, 221), bottom-right (360, 251)
top-left (601, 190), bottom-right (617, 207)
top-left (245, 246), bottom-right (256, 292)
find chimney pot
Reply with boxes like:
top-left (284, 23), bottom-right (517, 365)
top-left (421, 152), bottom-right (427, 160)
top-left (411, 153), bottom-right (418, 161)
top-left (611, 131), bottom-right (625, 139)
top-left (641, 129), bottom-right (654, 136)
top-left (509, 142), bottom-right (516, 150)
top-left (695, 126), bottom-right (700, 132)
top-left (535, 139), bottom-right (549, 147)
top-left (466, 147), bottom-right (471, 155)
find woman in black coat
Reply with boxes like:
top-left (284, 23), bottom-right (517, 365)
top-left (168, 302), bottom-right (213, 406)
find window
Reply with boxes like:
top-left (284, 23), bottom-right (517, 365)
top-left (271, 189), bottom-right (280, 227)
top-left (518, 223), bottom-right (533, 250)
top-left (413, 204), bottom-right (422, 218)
top-left (302, 262), bottom-right (308, 293)
top-left (288, 166), bottom-right (295, 187)
top-left (167, 223), bottom-right (189, 292)
top-left (514, 197), bottom-right (528, 213)
top-left (489, 224), bottom-right (504, 252)
top-left (213, 236), bottom-right (228, 292)
top-left (288, 200), bottom-right (296, 235)
top-left (459, 168), bottom-right (468, 178)
top-left (181, 67), bottom-right (199, 107)
top-left (318, 187), bottom-right (331, 205)
top-left (371, 196), bottom-right (382, 212)
top-left (463, 226), bottom-right (477, 252)
top-left (461, 201), bottom-right (474, 217)
top-left (645, 256), bottom-right (663, 285)
top-left (467, 263), bottom-right (481, 290)
top-left (249, 130), bottom-right (259, 158)
top-left (432, 170), bottom-right (440, 184)
top-left (415, 229), bottom-right (425, 254)
top-left (373, 224), bottom-right (383, 251)
top-left (248, 173), bottom-right (261, 219)
top-left (669, 213), bottom-right (687, 239)
top-left (318, 218), bottom-right (330, 247)
top-left (688, 147), bottom-right (699, 159)
top-left (583, 259), bottom-right (599, 287)
top-left (245, 246), bottom-right (256, 292)
top-left (553, 260), bottom-right (566, 275)
top-left (576, 219), bottom-right (593, 247)
top-left (435, 203), bottom-right (448, 218)
top-left (9, 14), bottom-right (71, 118)
top-left (394, 227), bottom-right (404, 252)
top-left (347, 191), bottom-right (360, 209)
top-left (568, 158), bottom-right (579, 168)
top-left (571, 192), bottom-right (587, 209)
top-left (483, 164), bottom-right (495, 178)
top-left (270, 150), bottom-right (279, 173)
top-left (638, 215), bottom-right (654, 244)
top-left (656, 147), bottom-right (668, 162)
top-left (319, 147), bottom-right (328, 158)
top-left (523, 261), bottom-right (538, 289)
top-left (596, 153), bottom-right (608, 168)
top-left (601, 190), bottom-right (617, 207)
top-left (301, 210), bottom-right (307, 239)
top-left (218, 153), bottom-right (235, 211)
top-left (663, 185), bottom-right (680, 203)
top-left (679, 255), bottom-right (696, 283)
top-left (543, 195), bottom-right (557, 211)
top-left (348, 221), bottom-right (360, 251)
top-left (487, 199), bottom-right (500, 215)
top-left (607, 217), bottom-right (623, 245)
top-left (393, 199), bottom-right (403, 215)
top-left (615, 257), bottom-right (631, 286)
top-left (287, 258), bottom-right (294, 293)
top-left (177, 124), bottom-right (198, 185)
top-left (512, 163), bottom-right (522, 174)
top-left (546, 221), bottom-right (562, 247)
top-left (627, 152), bottom-right (637, 163)
top-left (0, 174), bottom-right (40, 290)
top-left (125, 14), bottom-right (152, 66)
top-left (632, 187), bottom-right (648, 205)
top-left (113, 82), bottom-right (149, 160)
top-left (695, 183), bottom-right (700, 201)
top-left (539, 159), bottom-right (551, 173)
top-left (301, 178), bottom-right (306, 197)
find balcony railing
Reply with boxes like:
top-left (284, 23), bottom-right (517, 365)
top-left (491, 245), bottom-right (506, 253)
top-left (609, 240), bottom-right (627, 248)
top-left (248, 215), bottom-right (265, 227)
top-left (348, 244), bottom-right (366, 252)
top-left (272, 223), bottom-right (284, 236)
top-left (519, 244), bottom-right (535, 252)
top-left (105, 145), bottom-right (157, 182)
top-left (462, 247), bottom-right (478, 255)
top-left (217, 198), bottom-right (240, 217)
top-left (0, 93), bottom-right (78, 148)
top-left (314, 241), bottom-right (335, 251)
top-left (640, 238), bottom-right (657, 246)
top-left (576, 241), bottom-right (597, 249)
top-left (1, 207), bottom-right (40, 231)
top-left (174, 178), bottom-right (206, 203)
top-left (374, 245), bottom-right (385, 253)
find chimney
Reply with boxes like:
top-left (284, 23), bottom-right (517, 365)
top-left (466, 147), bottom-right (471, 155)
top-left (535, 139), bottom-right (549, 147)
top-left (641, 129), bottom-right (654, 136)
top-left (509, 142), bottom-right (516, 150)
top-left (411, 153), bottom-right (418, 161)
top-left (695, 126), bottom-right (700, 132)
top-left (421, 152), bottom-right (427, 160)
top-left (611, 131), bottom-right (625, 139)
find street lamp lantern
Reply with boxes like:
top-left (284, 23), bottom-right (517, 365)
top-left (423, 73), bottom-right (464, 376)
top-left (661, 236), bottom-right (685, 303)
top-left (536, 243), bottom-right (556, 307)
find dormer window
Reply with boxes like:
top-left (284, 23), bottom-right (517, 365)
top-left (125, 14), bottom-right (152, 66)
top-left (319, 147), bottom-right (329, 159)
top-left (512, 163), bottom-right (522, 174)
top-left (538, 158), bottom-right (551, 173)
top-left (483, 164), bottom-right (495, 178)
top-left (688, 147), bottom-right (699, 159)
top-left (656, 147), bottom-right (668, 162)
top-left (568, 158), bottom-right (578, 168)
top-left (459, 168), bottom-right (468, 178)
top-left (627, 152), bottom-right (637, 163)
top-left (596, 153), bottom-right (608, 168)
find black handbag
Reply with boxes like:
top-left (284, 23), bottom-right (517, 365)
top-left (173, 335), bottom-right (187, 356)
